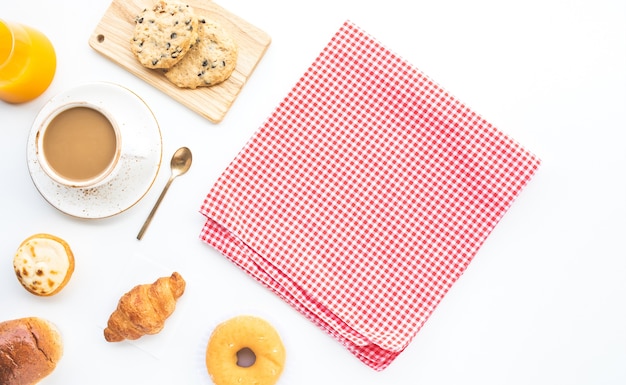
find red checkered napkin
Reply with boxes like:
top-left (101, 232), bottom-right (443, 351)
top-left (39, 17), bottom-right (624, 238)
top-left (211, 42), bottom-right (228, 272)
top-left (199, 21), bottom-right (540, 370)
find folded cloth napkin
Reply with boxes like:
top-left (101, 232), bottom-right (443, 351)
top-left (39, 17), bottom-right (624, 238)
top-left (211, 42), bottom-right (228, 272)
top-left (199, 20), bottom-right (540, 370)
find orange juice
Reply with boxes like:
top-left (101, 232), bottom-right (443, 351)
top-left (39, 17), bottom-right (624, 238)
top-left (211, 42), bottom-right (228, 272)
top-left (0, 20), bottom-right (56, 103)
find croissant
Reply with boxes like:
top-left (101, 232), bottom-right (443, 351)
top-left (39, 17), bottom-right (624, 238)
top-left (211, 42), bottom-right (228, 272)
top-left (104, 272), bottom-right (186, 342)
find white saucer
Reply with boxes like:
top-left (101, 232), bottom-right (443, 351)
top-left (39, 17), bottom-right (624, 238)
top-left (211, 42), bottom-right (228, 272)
top-left (27, 82), bottom-right (163, 219)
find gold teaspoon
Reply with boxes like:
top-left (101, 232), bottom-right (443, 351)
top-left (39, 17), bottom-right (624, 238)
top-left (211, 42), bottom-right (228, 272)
top-left (137, 146), bottom-right (192, 240)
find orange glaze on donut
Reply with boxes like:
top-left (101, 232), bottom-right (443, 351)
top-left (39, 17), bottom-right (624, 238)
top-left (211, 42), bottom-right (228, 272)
top-left (206, 315), bottom-right (286, 385)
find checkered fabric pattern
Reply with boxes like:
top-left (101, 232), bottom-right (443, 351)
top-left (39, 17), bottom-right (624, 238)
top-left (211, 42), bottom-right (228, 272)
top-left (199, 20), bottom-right (540, 370)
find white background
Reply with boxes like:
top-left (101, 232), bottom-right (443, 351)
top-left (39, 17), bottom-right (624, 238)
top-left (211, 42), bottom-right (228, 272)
top-left (1, 0), bottom-right (625, 384)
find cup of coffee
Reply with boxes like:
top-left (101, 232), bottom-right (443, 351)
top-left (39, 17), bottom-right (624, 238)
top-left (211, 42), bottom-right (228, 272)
top-left (35, 103), bottom-right (121, 188)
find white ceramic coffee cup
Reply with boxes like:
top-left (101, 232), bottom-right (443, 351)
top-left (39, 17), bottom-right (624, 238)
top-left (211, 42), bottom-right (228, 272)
top-left (35, 102), bottom-right (122, 188)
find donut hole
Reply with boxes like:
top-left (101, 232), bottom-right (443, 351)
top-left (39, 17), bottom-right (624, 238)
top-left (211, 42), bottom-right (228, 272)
top-left (236, 347), bottom-right (256, 368)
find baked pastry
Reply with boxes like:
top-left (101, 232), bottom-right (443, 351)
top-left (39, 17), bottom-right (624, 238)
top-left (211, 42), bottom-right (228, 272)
top-left (0, 317), bottom-right (63, 385)
top-left (206, 315), bottom-right (286, 385)
top-left (130, 1), bottom-right (199, 69)
top-left (13, 233), bottom-right (75, 296)
top-left (104, 272), bottom-right (186, 342)
top-left (164, 18), bottom-right (238, 88)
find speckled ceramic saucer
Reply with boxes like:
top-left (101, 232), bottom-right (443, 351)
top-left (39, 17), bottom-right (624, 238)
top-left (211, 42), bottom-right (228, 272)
top-left (27, 82), bottom-right (162, 219)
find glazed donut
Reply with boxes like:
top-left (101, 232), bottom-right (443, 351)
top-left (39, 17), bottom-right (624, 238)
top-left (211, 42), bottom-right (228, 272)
top-left (206, 315), bottom-right (286, 385)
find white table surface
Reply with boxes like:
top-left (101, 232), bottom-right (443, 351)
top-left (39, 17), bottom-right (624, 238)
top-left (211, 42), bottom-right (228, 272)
top-left (1, 1), bottom-right (625, 384)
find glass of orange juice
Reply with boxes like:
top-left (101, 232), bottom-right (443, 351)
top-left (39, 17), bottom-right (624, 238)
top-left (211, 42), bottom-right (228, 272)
top-left (0, 20), bottom-right (56, 104)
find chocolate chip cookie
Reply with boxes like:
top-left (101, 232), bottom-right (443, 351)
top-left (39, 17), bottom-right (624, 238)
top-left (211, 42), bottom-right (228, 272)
top-left (130, 1), bottom-right (199, 69)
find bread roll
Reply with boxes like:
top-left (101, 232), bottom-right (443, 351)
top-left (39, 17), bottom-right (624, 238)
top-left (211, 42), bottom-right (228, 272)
top-left (0, 317), bottom-right (63, 385)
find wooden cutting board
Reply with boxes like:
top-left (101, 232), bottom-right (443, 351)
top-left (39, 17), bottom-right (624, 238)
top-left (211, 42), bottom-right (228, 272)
top-left (89, 0), bottom-right (271, 123)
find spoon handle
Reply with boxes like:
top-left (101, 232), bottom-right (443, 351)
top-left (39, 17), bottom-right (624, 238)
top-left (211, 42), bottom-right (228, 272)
top-left (137, 176), bottom-right (175, 240)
